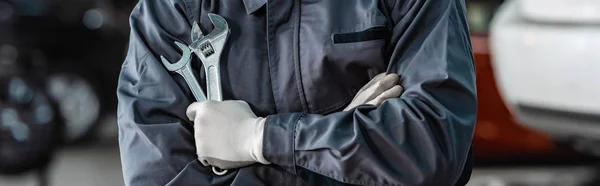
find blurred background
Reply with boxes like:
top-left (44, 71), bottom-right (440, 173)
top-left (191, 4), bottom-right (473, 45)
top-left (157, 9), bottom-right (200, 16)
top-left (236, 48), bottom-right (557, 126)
top-left (1, 0), bottom-right (600, 185)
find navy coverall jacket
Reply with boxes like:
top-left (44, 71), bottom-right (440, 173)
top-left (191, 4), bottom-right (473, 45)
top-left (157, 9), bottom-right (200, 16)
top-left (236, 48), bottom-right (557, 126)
top-left (117, 0), bottom-right (477, 185)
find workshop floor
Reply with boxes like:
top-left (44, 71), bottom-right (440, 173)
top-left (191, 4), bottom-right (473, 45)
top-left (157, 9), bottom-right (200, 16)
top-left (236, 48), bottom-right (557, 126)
top-left (0, 144), bottom-right (124, 186)
top-left (2, 144), bottom-right (599, 186)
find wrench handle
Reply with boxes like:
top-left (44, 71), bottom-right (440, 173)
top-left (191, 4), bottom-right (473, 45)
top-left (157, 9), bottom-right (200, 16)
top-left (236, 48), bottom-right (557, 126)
top-left (205, 65), bottom-right (223, 101)
top-left (179, 65), bottom-right (207, 102)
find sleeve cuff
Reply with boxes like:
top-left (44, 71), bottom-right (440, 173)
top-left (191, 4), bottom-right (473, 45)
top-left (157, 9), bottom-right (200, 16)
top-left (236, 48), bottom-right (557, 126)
top-left (262, 112), bottom-right (303, 175)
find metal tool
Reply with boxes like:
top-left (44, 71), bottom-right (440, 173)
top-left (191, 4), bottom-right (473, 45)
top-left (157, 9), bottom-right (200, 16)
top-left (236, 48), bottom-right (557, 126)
top-left (189, 13), bottom-right (230, 101)
top-left (160, 42), bottom-right (207, 102)
top-left (161, 41), bottom-right (228, 176)
top-left (164, 13), bottom-right (230, 176)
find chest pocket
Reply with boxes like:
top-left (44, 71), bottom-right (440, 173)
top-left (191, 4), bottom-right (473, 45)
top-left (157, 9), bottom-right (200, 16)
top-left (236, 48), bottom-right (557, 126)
top-left (298, 0), bottom-right (391, 114)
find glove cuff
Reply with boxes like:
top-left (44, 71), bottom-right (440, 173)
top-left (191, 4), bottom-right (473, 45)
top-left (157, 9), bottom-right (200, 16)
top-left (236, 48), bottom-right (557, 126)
top-left (250, 117), bottom-right (271, 165)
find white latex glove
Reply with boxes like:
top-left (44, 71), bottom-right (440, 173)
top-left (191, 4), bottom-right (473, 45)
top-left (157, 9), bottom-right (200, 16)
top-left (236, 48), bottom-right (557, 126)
top-left (343, 72), bottom-right (403, 111)
top-left (186, 100), bottom-right (269, 169)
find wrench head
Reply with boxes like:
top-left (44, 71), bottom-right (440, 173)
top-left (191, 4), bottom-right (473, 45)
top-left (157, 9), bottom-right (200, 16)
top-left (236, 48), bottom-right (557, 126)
top-left (160, 41), bottom-right (192, 71)
top-left (189, 13), bottom-right (230, 56)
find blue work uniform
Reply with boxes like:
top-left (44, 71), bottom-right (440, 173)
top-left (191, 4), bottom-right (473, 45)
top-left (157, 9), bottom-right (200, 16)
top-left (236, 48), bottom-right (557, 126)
top-left (117, 0), bottom-right (477, 185)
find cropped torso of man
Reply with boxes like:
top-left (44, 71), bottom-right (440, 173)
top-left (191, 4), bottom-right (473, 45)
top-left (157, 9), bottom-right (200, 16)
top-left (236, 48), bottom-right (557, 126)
top-left (117, 0), bottom-right (477, 185)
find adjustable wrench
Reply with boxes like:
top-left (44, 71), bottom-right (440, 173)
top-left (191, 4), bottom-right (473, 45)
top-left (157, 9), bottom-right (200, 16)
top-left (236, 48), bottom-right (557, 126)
top-left (160, 42), bottom-right (207, 102)
top-left (188, 13), bottom-right (230, 176)
top-left (189, 13), bottom-right (230, 101)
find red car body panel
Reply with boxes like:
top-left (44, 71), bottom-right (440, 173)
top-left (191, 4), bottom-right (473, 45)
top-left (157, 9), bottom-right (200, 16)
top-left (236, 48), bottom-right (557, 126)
top-left (471, 35), bottom-right (560, 159)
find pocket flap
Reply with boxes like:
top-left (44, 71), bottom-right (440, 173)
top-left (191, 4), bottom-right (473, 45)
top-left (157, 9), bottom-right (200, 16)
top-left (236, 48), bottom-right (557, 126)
top-left (332, 26), bottom-right (391, 44)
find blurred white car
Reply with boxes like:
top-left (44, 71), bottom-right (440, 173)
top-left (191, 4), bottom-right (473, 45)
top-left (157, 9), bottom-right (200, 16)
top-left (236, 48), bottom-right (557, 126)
top-left (490, 0), bottom-right (600, 154)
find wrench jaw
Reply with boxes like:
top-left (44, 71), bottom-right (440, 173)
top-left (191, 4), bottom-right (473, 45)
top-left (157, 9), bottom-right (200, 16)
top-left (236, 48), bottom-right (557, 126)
top-left (160, 41), bottom-right (193, 71)
top-left (191, 21), bottom-right (204, 42)
top-left (159, 41), bottom-right (208, 102)
top-left (207, 13), bottom-right (229, 37)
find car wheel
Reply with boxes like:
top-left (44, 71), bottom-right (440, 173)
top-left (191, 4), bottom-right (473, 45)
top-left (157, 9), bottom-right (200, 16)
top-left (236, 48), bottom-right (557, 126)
top-left (0, 76), bottom-right (60, 174)
top-left (45, 67), bottom-right (103, 144)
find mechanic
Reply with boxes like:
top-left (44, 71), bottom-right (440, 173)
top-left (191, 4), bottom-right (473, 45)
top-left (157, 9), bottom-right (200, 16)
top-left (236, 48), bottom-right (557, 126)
top-left (117, 0), bottom-right (477, 185)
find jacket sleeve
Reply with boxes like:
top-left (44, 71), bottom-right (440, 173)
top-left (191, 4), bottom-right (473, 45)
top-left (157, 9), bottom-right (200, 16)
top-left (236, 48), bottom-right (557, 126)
top-left (117, 1), bottom-right (240, 185)
top-left (262, 0), bottom-right (477, 185)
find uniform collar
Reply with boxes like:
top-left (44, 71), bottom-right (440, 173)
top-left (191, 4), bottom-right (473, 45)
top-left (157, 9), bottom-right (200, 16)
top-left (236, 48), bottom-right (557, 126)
top-left (242, 0), bottom-right (267, 14)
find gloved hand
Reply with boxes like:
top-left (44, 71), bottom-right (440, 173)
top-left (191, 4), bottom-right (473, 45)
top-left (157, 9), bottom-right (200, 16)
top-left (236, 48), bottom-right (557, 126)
top-left (186, 100), bottom-right (269, 169)
top-left (343, 72), bottom-right (403, 111)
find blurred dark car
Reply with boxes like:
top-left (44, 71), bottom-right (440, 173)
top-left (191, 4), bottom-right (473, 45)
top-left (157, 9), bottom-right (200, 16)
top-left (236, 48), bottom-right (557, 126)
top-left (7, 0), bottom-right (136, 143)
